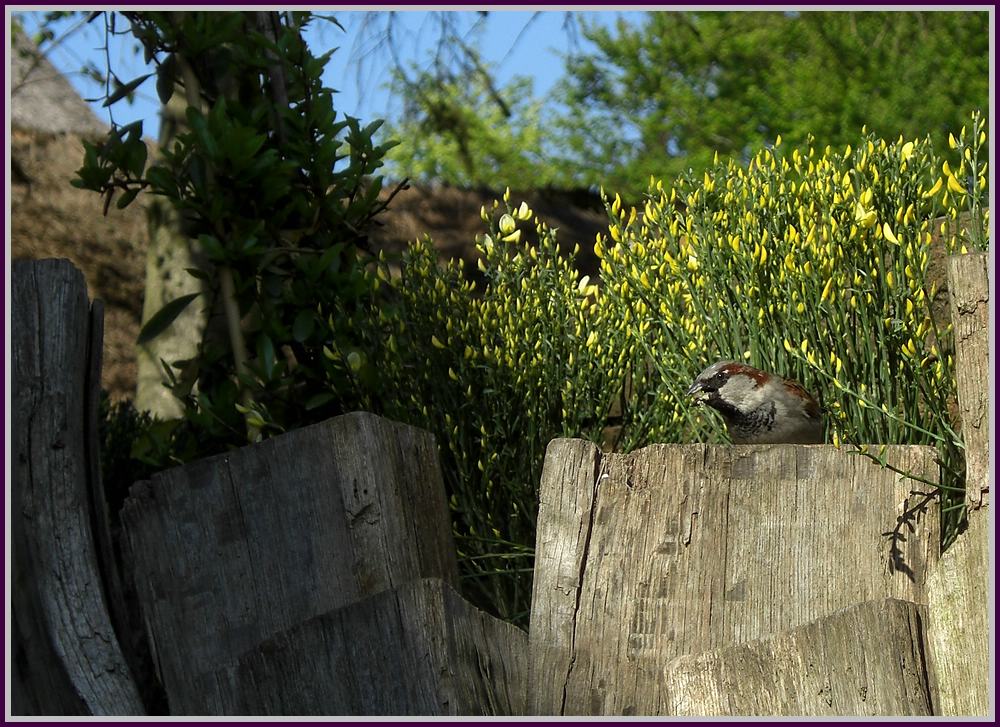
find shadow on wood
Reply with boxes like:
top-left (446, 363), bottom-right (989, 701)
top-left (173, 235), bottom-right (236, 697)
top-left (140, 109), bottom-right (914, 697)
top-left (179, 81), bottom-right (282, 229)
top-left (11, 259), bottom-right (144, 715)
top-left (527, 441), bottom-right (940, 715)
top-left (202, 578), bottom-right (527, 715)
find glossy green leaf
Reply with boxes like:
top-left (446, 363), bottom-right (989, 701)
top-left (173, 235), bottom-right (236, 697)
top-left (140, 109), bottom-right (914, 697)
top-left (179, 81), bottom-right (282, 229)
top-left (136, 293), bottom-right (200, 344)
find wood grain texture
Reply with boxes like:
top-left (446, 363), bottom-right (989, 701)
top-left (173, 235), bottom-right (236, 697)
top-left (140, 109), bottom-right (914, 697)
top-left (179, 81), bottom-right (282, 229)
top-left (527, 440), bottom-right (940, 715)
top-left (660, 598), bottom-right (934, 716)
top-left (11, 259), bottom-right (144, 715)
top-left (925, 509), bottom-right (990, 716)
top-left (121, 411), bottom-right (459, 714)
top-left (947, 252), bottom-right (990, 510)
top-left (201, 578), bottom-right (527, 716)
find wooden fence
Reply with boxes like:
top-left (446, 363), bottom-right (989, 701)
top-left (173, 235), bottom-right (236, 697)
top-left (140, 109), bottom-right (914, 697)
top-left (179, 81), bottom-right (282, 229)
top-left (10, 257), bottom-right (990, 717)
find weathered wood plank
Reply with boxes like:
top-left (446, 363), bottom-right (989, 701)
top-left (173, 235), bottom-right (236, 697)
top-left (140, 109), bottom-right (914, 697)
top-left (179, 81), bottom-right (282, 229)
top-left (922, 251), bottom-right (991, 716)
top-left (660, 598), bottom-right (934, 716)
top-left (200, 578), bottom-right (526, 715)
top-left (528, 440), bottom-right (940, 715)
top-left (11, 259), bottom-right (144, 715)
top-left (925, 509), bottom-right (989, 716)
top-left (523, 438), bottom-right (602, 715)
top-left (121, 411), bottom-right (460, 714)
top-left (947, 252), bottom-right (989, 510)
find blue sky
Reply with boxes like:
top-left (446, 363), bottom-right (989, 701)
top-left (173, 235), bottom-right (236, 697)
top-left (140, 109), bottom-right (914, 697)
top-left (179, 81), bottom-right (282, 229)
top-left (15, 10), bottom-right (646, 141)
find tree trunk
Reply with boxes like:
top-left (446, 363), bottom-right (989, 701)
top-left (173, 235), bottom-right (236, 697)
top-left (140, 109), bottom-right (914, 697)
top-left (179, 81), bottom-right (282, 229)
top-left (134, 90), bottom-right (207, 418)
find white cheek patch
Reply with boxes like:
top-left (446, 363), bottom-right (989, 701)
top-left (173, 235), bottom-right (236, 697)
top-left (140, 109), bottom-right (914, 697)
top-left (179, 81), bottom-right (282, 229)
top-left (718, 375), bottom-right (764, 412)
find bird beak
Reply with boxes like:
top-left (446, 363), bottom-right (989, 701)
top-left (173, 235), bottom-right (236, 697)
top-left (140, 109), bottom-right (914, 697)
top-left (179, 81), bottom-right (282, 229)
top-left (686, 381), bottom-right (707, 400)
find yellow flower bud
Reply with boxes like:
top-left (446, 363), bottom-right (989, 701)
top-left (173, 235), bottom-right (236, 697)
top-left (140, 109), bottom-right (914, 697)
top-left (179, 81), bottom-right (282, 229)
top-left (922, 177), bottom-right (943, 198)
top-left (820, 278), bottom-right (834, 302)
top-left (882, 223), bottom-right (900, 245)
top-left (854, 201), bottom-right (877, 229)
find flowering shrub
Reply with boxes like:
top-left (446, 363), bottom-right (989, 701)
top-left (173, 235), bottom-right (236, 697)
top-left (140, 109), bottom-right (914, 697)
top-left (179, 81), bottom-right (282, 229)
top-left (336, 113), bottom-right (987, 623)
top-left (597, 110), bottom-right (988, 546)
top-left (321, 191), bottom-right (633, 622)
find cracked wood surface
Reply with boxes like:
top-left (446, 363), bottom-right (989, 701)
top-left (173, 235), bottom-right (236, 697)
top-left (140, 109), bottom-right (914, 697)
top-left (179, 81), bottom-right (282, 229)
top-left (527, 440), bottom-right (940, 715)
top-left (947, 252), bottom-right (990, 510)
top-left (661, 598), bottom-right (934, 716)
top-left (11, 259), bottom-right (144, 715)
top-left (925, 506), bottom-right (990, 716)
top-left (121, 412), bottom-right (459, 714)
top-left (921, 253), bottom-right (991, 716)
top-left (201, 578), bottom-right (527, 715)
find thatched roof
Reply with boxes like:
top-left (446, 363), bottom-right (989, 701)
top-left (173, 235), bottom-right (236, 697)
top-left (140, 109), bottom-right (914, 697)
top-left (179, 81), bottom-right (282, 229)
top-left (10, 30), bottom-right (108, 137)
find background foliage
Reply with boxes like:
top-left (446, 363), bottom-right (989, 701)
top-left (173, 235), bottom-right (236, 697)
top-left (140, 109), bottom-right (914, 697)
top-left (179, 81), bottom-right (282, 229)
top-left (381, 10), bottom-right (990, 197)
top-left (382, 56), bottom-right (557, 189)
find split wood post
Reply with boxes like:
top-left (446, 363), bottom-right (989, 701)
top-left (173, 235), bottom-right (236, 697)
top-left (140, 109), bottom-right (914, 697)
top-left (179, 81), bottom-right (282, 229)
top-left (121, 411), bottom-right (461, 714)
top-left (923, 251), bottom-right (990, 716)
top-left (947, 252), bottom-right (990, 510)
top-left (202, 578), bottom-right (527, 716)
top-left (11, 259), bottom-right (144, 715)
top-left (660, 599), bottom-right (934, 716)
top-left (527, 441), bottom-right (940, 715)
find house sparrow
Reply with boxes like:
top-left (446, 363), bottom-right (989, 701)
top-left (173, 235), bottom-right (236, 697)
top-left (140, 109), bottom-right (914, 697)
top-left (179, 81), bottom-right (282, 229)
top-left (686, 361), bottom-right (824, 444)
